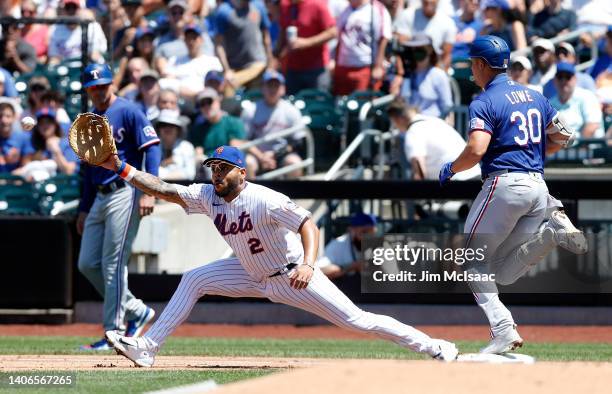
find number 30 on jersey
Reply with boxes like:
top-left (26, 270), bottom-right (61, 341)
top-left (511, 109), bottom-right (542, 145)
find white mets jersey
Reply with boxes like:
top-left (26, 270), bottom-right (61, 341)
top-left (176, 182), bottom-right (311, 280)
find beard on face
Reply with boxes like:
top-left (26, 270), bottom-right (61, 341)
top-left (214, 175), bottom-right (240, 197)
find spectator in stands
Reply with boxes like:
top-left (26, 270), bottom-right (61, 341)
top-left (528, 0), bottom-right (576, 43)
top-left (133, 27), bottom-right (157, 68)
top-left (20, 0), bottom-right (50, 62)
top-left (328, 0), bottom-right (349, 19)
top-left (0, 68), bottom-right (18, 99)
top-left (214, 0), bottom-right (272, 95)
top-left (13, 108), bottom-right (78, 181)
top-left (188, 88), bottom-right (246, 164)
top-left (161, 24), bottom-right (223, 100)
top-left (134, 70), bottom-right (162, 121)
top-left (452, 0), bottom-right (483, 60)
top-left (107, 0), bottom-right (144, 60)
top-left (156, 109), bottom-right (196, 180)
top-left (394, 0), bottom-right (456, 70)
top-left (204, 71), bottom-right (243, 117)
top-left (480, 0), bottom-right (526, 52)
top-left (530, 38), bottom-right (557, 88)
top-left (398, 34), bottom-right (453, 118)
top-left (542, 42), bottom-right (597, 98)
top-left (590, 26), bottom-right (612, 88)
top-left (333, 0), bottom-right (392, 95)
top-left (0, 19), bottom-right (37, 74)
top-left (118, 57), bottom-right (150, 100)
top-left (509, 55), bottom-right (541, 91)
top-left (155, 1), bottom-right (215, 78)
top-left (381, 0), bottom-right (405, 22)
top-left (550, 62), bottom-right (605, 138)
top-left (276, 0), bottom-right (337, 94)
top-left (599, 87), bottom-right (612, 138)
top-left (317, 212), bottom-right (377, 279)
top-left (40, 91), bottom-right (71, 127)
top-left (21, 76), bottom-right (52, 122)
top-left (386, 96), bottom-right (480, 180)
top-left (241, 70), bottom-right (305, 179)
top-left (157, 88), bottom-right (192, 129)
top-left (0, 99), bottom-right (31, 173)
top-left (48, 0), bottom-right (108, 64)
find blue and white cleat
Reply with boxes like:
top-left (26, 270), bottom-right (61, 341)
top-left (126, 307), bottom-right (156, 337)
top-left (79, 338), bottom-right (111, 351)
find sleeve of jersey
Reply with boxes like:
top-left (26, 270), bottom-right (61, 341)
top-left (132, 108), bottom-right (160, 150)
top-left (175, 183), bottom-right (210, 215)
top-left (268, 195), bottom-right (312, 233)
top-left (468, 99), bottom-right (494, 135)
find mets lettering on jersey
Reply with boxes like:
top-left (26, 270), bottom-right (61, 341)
top-left (468, 74), bottom-right (557, 177)
top-left (177, 182), bottom-right (311, 280)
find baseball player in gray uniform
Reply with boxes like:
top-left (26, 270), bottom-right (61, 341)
top-left (439, 36), bottom-right (587, 355)
top-left (102, 145), bottom-right (458, 366)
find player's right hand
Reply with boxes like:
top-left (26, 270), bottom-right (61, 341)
top-left (288, 264), bottom-right (314, 290)
top-left (77, 212), bottom-right (88, 235)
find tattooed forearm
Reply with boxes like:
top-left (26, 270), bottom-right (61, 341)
top-left (129, 170), bottom-right (186, 207)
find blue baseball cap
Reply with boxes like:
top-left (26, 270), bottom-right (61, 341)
top-left (556, 62), bottom-right (576, 76)
top-left (350, 213), bottom-right (377, 227)
top-left (205, 70), bottom-right (225, 84)
top-left (36, 107), bottom-right (57, 120)
top-left (263, 70), bottom-right (285, 84)
top-left (482, 0), bottom-right (510, 10)
top-left (83, 63), bottom-right (113, 88)
top-left (203, 146), bottom-right (246, 169)
top-left (184, 24), bottom-right (203, 35)
top-left (135, 27), bottom-right (155, 41)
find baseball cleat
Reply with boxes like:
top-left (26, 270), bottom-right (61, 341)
top-left (430, 339), bottom-right (459, 362)
top-left (105, 330), bottom-right (158, 368)
top-left (480, 324), bottom-right (523, 355)
top-left (79, 338), bottom-right (111, 351)
top-left (126, 306), bottom-right (156, 337)
top-left (547, 210), bottom-right (588, 254)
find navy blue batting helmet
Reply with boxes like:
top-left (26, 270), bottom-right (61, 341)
top-left (83, 63), bottom-right (113, 88)
top-left (469, 35), bottom-right (510, 69)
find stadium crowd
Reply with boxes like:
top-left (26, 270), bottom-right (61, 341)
top-left (0, 0), bottom-right (611, 184)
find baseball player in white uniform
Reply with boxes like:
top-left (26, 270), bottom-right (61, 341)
top-left (102, 146), bottom-right (458, 366)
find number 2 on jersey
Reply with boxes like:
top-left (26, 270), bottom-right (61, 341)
top-left (248, 238), bottom-right (264, 254)
top-left (511, 108), bottom-right (542, 145)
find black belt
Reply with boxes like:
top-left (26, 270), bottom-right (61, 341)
top-left (269, 263), bottom-right (297, 278)
top-left (96, 179), bottom-right (126, 195)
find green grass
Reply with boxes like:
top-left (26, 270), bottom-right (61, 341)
top-left (1, 336), bottom-right (610, 393)
top-left (0, 370), bottom-right (273, 394)
top-left (1, 336), bottom-right (611, 361)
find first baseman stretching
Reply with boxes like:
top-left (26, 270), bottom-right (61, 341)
top-left (104, 145), bottom-right (458, 366)
top-left (439, 36), bottom-right (587, 355)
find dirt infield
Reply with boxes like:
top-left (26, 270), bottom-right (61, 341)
top-left (214, 360), bottom-right (612, 394)
top-left (0, 323), bottom-right (611, 342)
top-left (0, 355), bottom-right (327, 371)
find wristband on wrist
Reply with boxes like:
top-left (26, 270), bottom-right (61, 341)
top-left (116, 161), bottom-right (136, 182)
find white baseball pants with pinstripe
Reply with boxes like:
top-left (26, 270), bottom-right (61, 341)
top-left (145, 258), bottom-right (439, 356)
top-left (463, 171), bottom-right (562, 334)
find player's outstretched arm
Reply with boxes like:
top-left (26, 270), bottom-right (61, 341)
top-left (99, 155), bottom-right (187, 208)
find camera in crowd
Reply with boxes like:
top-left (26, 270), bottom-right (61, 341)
top-left (391, 34), bottom-right (436, 77)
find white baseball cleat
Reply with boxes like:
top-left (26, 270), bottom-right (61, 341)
top-left (547, 210), bottom-right (588, 254)
top-left (480, 324), bottom-right (523, 355)
top-left (430, 339), bottom-right (459, 362)
top-left (105, 330), bottom-right (158, 368)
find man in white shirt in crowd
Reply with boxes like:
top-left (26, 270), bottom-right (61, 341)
top-left (393, 0), bottom-right (456, 70)
top-left (159, 24), bottom-right (223, 101)
top-left (550, 62), bottom-right (604, 138)
top-left (386, 96), bottom-right (480, 180)
top-left (333, 0), bottom-right (392, 95)
top-left (241, 70), bottom-right (305, 179)
top-left (318, 212), bottom-right (377, 279)
top-left (48, 0), bottom-right (107, 65)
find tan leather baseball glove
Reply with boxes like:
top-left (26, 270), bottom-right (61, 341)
top-left (69, 112), bottom-right (117, 166)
